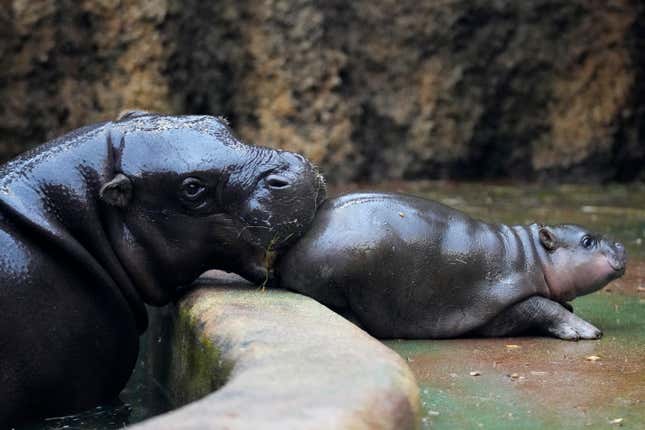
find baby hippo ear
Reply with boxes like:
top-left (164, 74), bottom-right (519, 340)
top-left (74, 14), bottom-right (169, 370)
top-left (539, 226), bottom-right (557, 251)
top-left (100, 173), bottom-right (132, 207)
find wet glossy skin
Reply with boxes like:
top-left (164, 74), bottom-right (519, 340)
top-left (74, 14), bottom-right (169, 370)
top-left (278, 192), bottom-right (626, 339)
top-left (0, 112), bottom-right (325, 426)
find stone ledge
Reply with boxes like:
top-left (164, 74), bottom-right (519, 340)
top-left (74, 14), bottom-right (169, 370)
top-left (133, 273), bottom-right (420, 430)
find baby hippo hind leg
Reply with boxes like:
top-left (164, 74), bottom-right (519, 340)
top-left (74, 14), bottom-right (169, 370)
top-left (476, 296), bottom-right (602, 341)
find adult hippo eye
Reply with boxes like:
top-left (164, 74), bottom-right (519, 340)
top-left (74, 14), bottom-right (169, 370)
top-left (581, 235), bottom-right (596, 249)
top-left (181, 177), bottom-right (206, 200)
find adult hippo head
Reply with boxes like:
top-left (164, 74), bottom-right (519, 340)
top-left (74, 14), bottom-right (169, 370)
top-left (100, 112), bottom-right (326, 305)
top-left (0, 111), bottom-right (325, 425)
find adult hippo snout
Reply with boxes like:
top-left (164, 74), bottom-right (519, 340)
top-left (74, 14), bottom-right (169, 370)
top-left (227, 149), bottom-right (326, 284)
top-left (233, 151), bottom-right (325, 240)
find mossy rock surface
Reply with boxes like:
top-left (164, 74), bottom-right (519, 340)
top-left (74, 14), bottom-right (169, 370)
top-left (133, 272), bottom-right (420, 430)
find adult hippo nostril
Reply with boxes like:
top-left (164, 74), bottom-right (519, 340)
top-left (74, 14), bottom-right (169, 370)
top-left (266, 174), bottom-right (291, 189)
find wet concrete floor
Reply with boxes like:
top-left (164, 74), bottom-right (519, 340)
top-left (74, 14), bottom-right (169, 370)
top-left (376, 182), bottom-right (645, 430)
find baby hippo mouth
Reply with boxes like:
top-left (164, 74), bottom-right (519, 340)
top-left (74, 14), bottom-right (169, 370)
top-left (608, 257), bottom-right (626, 274)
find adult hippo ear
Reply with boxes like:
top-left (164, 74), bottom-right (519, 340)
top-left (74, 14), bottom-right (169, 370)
top-left (539, 225), bottom-right (557, 251)
top-left (100, 174), bottom-right (133, 208)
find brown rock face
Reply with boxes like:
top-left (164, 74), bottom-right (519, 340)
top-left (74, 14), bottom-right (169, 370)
top-left (1, 0), bottom-right (643, 182)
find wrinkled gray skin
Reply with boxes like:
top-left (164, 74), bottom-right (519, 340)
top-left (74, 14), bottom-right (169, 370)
top-left (278, 192), bottom-right (626, 340)
top-left (0, 112), bottom-right (325, 426)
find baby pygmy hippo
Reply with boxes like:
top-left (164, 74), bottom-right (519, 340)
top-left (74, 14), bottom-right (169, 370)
top-left (278, 192), bottom-right (626, 340)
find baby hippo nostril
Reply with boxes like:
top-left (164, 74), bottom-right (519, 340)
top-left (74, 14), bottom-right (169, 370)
top-left (266, 174), bottom-right (291, 189)
top-left (608, 241), bottom-right (627, 272)
top-left (614, 242), bottom-right (627, 259)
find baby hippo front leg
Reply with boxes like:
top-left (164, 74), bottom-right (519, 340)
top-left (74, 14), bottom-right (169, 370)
top-left (476, 296), bottom-right (602, 341)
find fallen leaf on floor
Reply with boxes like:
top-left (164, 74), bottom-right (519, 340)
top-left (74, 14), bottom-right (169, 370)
top-left (585, 355), bottom-right (601, 362)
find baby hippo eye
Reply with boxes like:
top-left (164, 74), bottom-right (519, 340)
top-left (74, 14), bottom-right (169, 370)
top-left (181, 177), bottom-right (206, 199)
top-left (581, 235), bottom-right (596, 249)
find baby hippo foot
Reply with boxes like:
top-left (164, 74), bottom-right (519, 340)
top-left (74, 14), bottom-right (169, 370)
top-left (547, 312), bottom-right (602, 341)
top-left (476, 296), bottom-right (603, 340)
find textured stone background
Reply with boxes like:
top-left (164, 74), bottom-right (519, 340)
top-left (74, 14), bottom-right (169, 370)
top-left (1, 0), bottom-right (643, 183)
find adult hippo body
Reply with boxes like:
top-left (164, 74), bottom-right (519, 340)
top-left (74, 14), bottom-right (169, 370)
top-left (0, 112), bottom-right (325, 426)
top-left (278, 192), bottom-right (626, 340)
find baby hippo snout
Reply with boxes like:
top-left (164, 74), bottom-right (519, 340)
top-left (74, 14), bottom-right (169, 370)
top-left (608, 241), bottom-right (627, 273)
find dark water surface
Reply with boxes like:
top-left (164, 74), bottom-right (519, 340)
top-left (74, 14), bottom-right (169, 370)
top-left (380, 182), bottom-right (645, 430)
top-left (20, 182), bottom-right (645, 429)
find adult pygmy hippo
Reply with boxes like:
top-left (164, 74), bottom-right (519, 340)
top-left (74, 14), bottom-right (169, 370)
top-left (278, 192), bottom-right (626, 340)
top-left (0, 112), bottom-right (325, 426)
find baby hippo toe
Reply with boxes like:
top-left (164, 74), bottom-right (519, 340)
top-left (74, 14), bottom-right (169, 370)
top-left (548, 313), bottom-right (603, 341)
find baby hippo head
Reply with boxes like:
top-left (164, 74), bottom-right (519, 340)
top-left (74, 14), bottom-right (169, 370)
top-left (537, 224), bottom-right (627, 302)
top-left (100, 113), bottom-right (326, 304)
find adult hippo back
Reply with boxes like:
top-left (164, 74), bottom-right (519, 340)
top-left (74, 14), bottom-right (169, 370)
top-left (0, 112), bottom-right (325, 426)
top-left (278, 192), bottom-right (626, 340)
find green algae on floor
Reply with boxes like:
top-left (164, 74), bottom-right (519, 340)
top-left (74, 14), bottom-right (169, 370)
top-left (378, 182), bottom-right (645, 430)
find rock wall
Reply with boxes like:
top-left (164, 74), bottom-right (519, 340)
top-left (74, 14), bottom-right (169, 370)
top-left (1, 0), bottom-right (643, 183)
